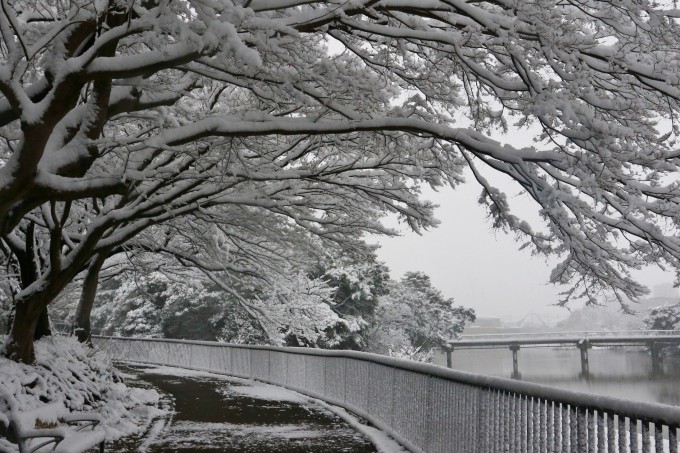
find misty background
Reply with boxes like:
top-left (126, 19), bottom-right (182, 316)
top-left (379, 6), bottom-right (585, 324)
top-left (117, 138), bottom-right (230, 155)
top-left (372, 172), bottom-right (679, 326)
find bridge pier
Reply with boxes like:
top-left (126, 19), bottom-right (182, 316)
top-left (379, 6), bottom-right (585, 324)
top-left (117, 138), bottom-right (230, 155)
top-left (446, 332), bottom-right (680, 380)
top-left (509, 344), bottom-right (521, 379)
top-left (648, 342), bottom-right (664, 375)
top-left (577, 339), bottom-right (591, 378)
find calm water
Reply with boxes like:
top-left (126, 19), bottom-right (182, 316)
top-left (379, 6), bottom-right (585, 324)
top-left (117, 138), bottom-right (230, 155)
top-left (433, 347), bottom-right (680, 406)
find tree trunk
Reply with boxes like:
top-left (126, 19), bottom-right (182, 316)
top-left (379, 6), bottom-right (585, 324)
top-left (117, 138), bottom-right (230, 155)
top-left (73, 253), bottom-right (107, 345)
top-left (6, 266), bottom-right (85, 362)
top-left (34, 306), bottom-right (52, 340)
top-left (5, 312), bottom-right (13, 335)
top-left (6, 299), bottom-right (45, 363)
top-left (4, 212), bottom-right (111, 363)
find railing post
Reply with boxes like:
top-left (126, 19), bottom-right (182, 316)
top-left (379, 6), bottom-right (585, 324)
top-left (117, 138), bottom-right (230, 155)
top-left (670, 426), bottom-right (678, 453)
top-left (446, 347), bottom-right (453, 368)
top-left (475, 388), bottom-right (490, 453)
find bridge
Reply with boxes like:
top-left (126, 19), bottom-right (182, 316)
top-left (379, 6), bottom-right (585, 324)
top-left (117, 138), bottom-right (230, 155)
top-left (447, 330), bottom-right (680, 379)
top-left (95, 336), bottom-right (680, 453)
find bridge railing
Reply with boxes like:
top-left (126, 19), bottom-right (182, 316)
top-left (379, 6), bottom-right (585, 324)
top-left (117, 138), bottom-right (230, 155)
top-left (94, 336), bottom-right (680, 453)
top-left (459, 330), bottom-right (678, 341)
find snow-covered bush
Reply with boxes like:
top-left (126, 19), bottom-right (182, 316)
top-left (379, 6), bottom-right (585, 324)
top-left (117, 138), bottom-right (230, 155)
top-left (0, 336), bottom-right (162, 451)
top-left (644, 303), bottom-right (680, 331)
top-left (0, 276), bottom-right (14, 334)
top-left (0, 299), bottom-right (9, 335)
top-left (643, 303), bottom-right (680, 356)
top-left (91, 266), bottom-right (369, 348)
top-left (387, 346), bottom-right (434, 363)
top-left (251, 271), bottom-right (366, 348)
top-left (367, 272), bottom-right (475, 362)
top-left (310, 253), bottom-right (390, 350)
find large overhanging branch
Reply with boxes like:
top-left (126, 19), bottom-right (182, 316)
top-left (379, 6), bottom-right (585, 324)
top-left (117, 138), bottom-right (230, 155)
top-left (136, 116), bottom-right (563, 163)
top-left (1, 0), bottom-right (680, 320)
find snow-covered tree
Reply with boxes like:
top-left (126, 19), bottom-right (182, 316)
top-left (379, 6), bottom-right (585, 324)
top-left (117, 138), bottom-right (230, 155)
top-left (644, 303), bottom-right (680, 331)
top-left (308, 251), bottom-right (390, 349)
top-left (3, 0), bottom-right (680, 362)
top-left (66, 202), bottom-right (336, 344)
top-left (88, 260), bottom-right (471, 353)
top-left (318, 255), bottom-right (389, 315)
top-left (368, 272), bottom-right (475, 359)
top-left (91, 269), bottom-right (267, 342)
top-left (245, 271), bottom-right (360, 347)
top-left (88, 266), bottom-right (365, 347)
top-left (52, 230), bottom-right (386, 347)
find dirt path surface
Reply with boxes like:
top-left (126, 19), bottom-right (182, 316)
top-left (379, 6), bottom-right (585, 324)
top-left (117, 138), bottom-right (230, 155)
top-left (109, 364), bottom-right (378, 453)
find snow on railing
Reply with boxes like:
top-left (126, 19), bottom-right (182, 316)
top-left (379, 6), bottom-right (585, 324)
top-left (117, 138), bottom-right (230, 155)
top-left (94, 336), bottom-right (680, 453)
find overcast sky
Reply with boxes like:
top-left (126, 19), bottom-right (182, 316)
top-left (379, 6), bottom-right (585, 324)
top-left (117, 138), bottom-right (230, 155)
top-left (369, 136), bottom-right (678, 325)
top-left (371, 178), bottom-right (678, 324)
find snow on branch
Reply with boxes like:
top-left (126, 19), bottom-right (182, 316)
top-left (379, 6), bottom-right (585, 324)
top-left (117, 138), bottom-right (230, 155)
top-left (1, 0), bottom-right (680, 322)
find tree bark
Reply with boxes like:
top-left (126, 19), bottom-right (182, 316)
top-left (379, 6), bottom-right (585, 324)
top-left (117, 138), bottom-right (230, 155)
top-left (34, 307), bottom-right (52, 340)
top-left (6, 258), bottom-right (95, 362)
top-left (5, 221), bottom-right (53, 342)
top-left (6, 299), bottom-right (45, 363)
top-left (73, 253), bottom-right (107, 345)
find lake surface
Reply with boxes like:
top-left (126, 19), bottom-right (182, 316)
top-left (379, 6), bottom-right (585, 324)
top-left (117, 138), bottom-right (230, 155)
top-left (433, 347), bottom-right (680, 406)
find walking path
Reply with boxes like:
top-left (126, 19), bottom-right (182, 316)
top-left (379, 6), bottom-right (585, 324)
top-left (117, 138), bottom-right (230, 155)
top-left (108, 364), bottom-right (387, 453)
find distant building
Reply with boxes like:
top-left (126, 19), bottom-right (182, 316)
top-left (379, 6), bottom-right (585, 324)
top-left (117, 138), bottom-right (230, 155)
top-left (470, 317), bottom-right (502, 328)
top-left (554, 295), bottom-right (680, 332)
top-left (462, 314), bottom-right (555, 336)
top-left (463, 317), bottom-right (528, 335)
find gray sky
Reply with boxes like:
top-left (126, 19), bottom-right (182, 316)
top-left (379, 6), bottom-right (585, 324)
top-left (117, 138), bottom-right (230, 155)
top-left (370, 171), bottom-right (677, 325)
top-left (367, 114), bottom-right (679, 325)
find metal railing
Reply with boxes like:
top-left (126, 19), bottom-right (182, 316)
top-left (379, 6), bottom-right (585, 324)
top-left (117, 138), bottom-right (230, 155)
top-left (94, 336), bottom-right (680, 453)
top-left (459, 330), bottom-right (679, 341)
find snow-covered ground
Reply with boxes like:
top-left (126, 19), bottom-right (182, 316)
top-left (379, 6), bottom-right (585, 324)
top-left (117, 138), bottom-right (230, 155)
top-left (0, 336), bottom-right (163, 453)
top-left (111, 364), bottom-right (407, 453)
top-left (0, 338), bottom-right (405, 453)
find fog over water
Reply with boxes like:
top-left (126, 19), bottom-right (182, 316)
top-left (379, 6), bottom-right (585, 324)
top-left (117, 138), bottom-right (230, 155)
top-left (433, 348), bottom-right (680, 406)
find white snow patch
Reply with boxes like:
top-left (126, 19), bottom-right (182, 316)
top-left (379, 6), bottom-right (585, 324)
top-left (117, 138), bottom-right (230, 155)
top-left (136, 414), bottom-right (171, 453)
top-left (138, 365), bottom-right (227, 379)
top-left (220, 382), bottom-right (308, 403)
top-left (305, 400), bottom-right (409, 453)
top-left (173, 420), bottom-right (329, 438)
top-left (149, 420), bottom-right (347, 449)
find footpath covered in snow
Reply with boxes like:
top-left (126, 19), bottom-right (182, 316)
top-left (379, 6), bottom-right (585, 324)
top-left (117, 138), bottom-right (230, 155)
top-left (110, 363), bottom-right (404, 453)
top-left (0, 337), bottom-right (405, 452)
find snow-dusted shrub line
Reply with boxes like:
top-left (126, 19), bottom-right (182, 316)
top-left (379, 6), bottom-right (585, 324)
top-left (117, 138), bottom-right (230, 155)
top-left (96, 336), bottom-right (680, 429)
top-left (0, 336), bottom-right (163, 453)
